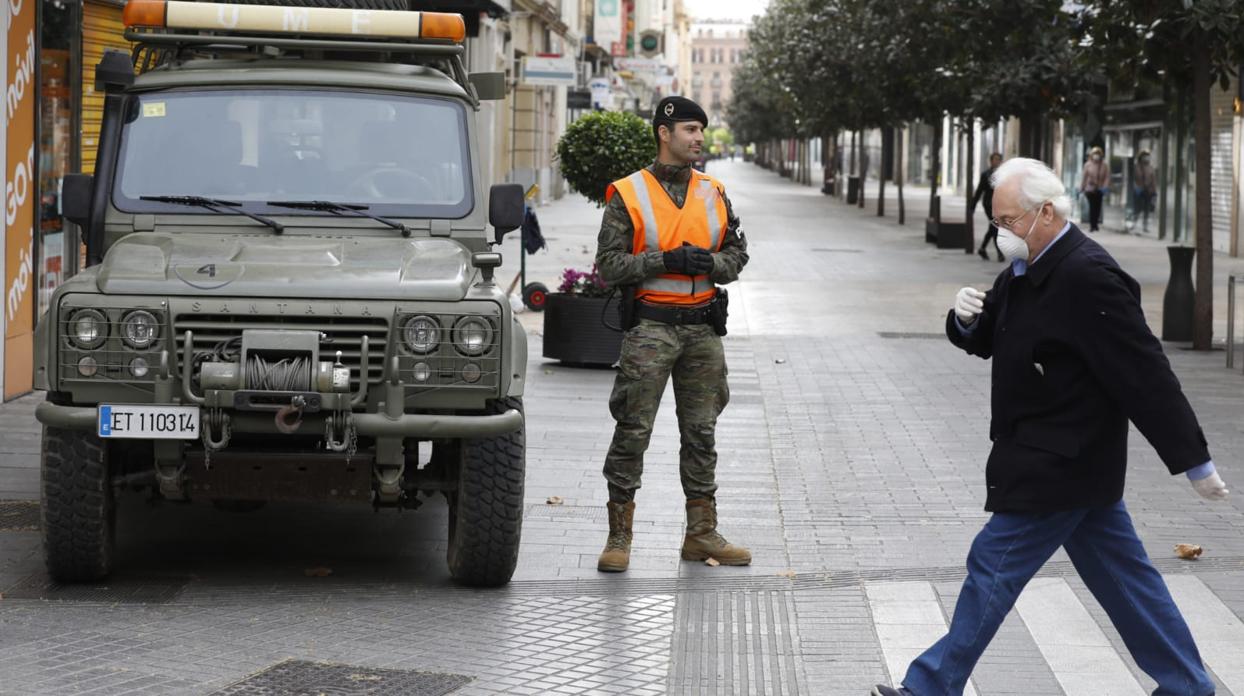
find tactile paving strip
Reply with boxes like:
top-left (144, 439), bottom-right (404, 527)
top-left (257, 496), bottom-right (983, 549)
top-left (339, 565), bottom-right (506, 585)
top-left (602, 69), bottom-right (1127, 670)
top-left (2, 572), bottom-right (190, 604)
top-left (0, 500), bottom-right (40, 531)
top-left (212, 660), bottom-right (471, 696)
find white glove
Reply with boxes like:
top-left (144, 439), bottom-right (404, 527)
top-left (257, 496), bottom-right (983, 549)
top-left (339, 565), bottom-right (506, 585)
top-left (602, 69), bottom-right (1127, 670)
top-left (1191, 472), bottom-right (1230, 501)
top-left (954, 287), bottom-right (986, 325)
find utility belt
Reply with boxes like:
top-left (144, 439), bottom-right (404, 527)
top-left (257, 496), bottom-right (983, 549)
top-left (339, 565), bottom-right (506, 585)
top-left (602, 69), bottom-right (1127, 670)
top-left (628, 290), bottom-right (729, 336)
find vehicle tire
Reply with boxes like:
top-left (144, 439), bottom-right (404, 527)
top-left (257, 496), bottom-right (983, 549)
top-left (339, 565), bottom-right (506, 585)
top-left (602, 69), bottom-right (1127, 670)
top-left (522, 282), bottom-right (548, 312)
top-left (41, 426), bottom-right (115, 583)
top-left (446, 396), bottom-right (525, 587)
top-left (216, 0), bottom-right (410, 9)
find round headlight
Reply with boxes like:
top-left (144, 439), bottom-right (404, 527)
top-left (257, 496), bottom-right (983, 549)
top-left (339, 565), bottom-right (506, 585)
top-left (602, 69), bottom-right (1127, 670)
top-left (121, 310), bottom-right (160, 349)
top-left (402, 315), bottom-right (440, 354)
top-left (70, 309), bottom-right (107, 349)
top-left (411, 362), bottom-right (431, 383)
top-left (129, 357), bottom-right (150, 378)
top-left (461, 362), bottom-right (482, 383)
top-left (453, 317), bottom-right (493, 356)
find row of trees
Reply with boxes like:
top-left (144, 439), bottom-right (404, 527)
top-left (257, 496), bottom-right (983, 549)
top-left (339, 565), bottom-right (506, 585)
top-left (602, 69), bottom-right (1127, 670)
top-left (728, 0), bottom-right (1244, 349)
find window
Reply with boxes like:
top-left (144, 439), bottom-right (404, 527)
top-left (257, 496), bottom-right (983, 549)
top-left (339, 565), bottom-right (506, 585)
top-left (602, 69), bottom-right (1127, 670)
top-left (116, 89), bottom-right (473, 219)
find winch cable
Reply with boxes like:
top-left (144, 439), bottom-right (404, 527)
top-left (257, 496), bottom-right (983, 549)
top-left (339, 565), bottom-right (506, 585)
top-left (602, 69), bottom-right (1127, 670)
top-left (246, 354), bottom-right (312, 392)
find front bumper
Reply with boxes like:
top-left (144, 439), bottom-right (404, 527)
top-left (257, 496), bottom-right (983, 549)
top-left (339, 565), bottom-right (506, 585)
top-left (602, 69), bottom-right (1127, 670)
top-left (35, 400), bottom-right (523, 439)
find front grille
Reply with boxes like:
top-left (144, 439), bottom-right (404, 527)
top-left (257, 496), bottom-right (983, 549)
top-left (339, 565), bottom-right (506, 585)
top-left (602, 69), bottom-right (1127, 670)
top-left (174, 314), bottom-right (390, 391)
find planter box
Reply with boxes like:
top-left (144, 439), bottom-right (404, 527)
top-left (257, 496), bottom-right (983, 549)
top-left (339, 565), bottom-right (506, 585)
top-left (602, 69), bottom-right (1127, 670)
top-left (926, 218), bottom-right (969, 249)
top-left (542, 293), bottom-right (623, 366)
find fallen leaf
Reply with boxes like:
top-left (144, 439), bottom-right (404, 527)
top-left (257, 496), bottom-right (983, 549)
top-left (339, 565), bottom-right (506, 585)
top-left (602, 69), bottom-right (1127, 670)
top-left (1174, 543), bottom-right (1203, 560)
top-left (543, 369), bottom-right (554, 375)
top-left (348, 674), bottom-right (383, 682)
top-left (704, 558), bottom-right (721, 567)
top-left (775, 358), bottom-right (787, 364)
top-left (777, 569), bottom-right (797, 579)
top-left (304, 566), bottom-right (333, 577)
top-left (546, 496), bottom-right (564, 506)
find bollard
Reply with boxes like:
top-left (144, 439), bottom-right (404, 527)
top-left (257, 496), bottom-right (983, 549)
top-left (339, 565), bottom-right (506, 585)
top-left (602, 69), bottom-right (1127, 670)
top-left (1230, 275), bottom-right (1237, 369)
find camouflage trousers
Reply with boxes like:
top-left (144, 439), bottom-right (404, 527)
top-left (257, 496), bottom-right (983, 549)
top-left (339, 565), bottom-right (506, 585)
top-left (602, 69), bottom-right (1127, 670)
top-left (604, 318), bottom-right (730, 504)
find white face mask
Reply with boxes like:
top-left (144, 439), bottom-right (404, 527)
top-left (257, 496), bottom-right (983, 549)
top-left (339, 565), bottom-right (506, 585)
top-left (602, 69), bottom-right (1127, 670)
top-left (997, 207), bottom-right (1042, 262)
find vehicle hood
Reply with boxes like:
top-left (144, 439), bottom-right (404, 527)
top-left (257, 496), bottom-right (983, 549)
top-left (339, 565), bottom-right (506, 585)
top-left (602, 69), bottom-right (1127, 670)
top-left (96, 233), bottom-right (476, 300)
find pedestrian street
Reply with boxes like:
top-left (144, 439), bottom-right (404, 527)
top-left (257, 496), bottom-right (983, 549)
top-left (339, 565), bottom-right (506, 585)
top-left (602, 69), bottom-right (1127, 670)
top-left (1, 160), bottom-right (1243, 695)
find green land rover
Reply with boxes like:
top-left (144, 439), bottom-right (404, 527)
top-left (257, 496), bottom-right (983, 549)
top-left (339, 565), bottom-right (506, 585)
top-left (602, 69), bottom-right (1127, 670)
top-left (34, 0), bottom-right (529, 587)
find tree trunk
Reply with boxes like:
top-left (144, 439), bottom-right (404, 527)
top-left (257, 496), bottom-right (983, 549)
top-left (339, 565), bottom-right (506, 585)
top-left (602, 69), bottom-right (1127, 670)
top-left (878, 126), bottom-right (890, 217)
top-left (1192, 40), bottom-right (1214, 350)
top-left (822, 133), bottom-right (833, 194)
top-left (930, 123), bottom-right (942, 223)
top-left (858, 131), bottom-right (866, 209)
top-left (965, 125), bottom-right (975, 254)
top-left (897, 126), bottom-right (906, 225)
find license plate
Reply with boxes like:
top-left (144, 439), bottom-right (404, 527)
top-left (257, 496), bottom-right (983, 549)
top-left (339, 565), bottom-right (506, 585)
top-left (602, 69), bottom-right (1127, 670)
top-left (97, 405), bottom-right (200, 439)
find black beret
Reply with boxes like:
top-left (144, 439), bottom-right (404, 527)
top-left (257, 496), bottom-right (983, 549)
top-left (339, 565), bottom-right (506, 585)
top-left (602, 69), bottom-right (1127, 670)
top-left (653, 96), bottom-right (708, 128)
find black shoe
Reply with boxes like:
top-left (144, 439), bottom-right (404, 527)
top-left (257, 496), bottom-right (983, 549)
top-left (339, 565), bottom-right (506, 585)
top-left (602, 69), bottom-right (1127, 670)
top-left (996, 253), bottom-right (1005, 262)
top-left (871, 686), bottom-right (913, 696)
top-left (977, 248), bottom-right (988, 260)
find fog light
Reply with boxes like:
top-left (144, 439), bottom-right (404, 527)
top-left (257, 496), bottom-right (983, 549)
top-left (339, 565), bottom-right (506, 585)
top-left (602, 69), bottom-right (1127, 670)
top-left (77, 356), bottom-right (99, 377)
top-left (129, 357), bottom-right (150, 378)
top-left (461, 362), bottom-right (482, 383)
top-left (412, 361), bottom-right (431, 382)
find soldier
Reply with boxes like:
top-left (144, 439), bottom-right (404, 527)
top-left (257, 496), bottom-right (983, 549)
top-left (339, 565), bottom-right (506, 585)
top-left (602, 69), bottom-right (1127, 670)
top-left (594, 96), bottom-right (751, 573)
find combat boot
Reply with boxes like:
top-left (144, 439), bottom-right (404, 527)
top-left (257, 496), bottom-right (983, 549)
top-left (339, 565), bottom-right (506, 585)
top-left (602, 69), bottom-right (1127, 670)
top-left (681, 498), bottom-right (751, 565)
top-left (597, 501), bottom-right (635, 572)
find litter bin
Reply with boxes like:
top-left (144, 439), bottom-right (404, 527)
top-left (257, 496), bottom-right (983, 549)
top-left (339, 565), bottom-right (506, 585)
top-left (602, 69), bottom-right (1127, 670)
top-left (847, 176), bottom-right (861, 204)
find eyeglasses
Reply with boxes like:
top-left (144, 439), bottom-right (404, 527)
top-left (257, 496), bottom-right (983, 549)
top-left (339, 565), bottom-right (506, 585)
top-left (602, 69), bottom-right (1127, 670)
top-left (991, 201), bottom-right (1048, 231)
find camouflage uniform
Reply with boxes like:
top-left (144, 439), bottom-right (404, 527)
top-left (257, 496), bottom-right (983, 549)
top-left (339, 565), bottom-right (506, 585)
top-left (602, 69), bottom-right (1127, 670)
top-left (595, 161), bottom-right (749, 504)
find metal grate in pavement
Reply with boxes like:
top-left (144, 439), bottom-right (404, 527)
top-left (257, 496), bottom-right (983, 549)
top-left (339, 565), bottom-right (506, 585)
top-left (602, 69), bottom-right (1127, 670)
top-left (0, 500), bottom-right (39, 530)
top-left (212, 660), bottom-right (471, 696)
top-left (669, 590), bottom-right (806, 696)
top-left (525, 504), bottom-right (607, 520)
top-left (3, 572), bottom-right (190, 604)
top-left (877, 331), bottom-right (946, 340)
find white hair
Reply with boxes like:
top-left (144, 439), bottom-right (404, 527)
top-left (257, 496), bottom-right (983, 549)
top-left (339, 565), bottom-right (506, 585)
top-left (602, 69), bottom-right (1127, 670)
top-left (991, 157), bottom-right (1072, 219)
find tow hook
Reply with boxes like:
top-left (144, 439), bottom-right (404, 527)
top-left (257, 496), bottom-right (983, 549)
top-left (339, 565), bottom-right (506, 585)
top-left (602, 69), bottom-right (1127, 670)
top-left (275, 395), bottom-right (307, 434)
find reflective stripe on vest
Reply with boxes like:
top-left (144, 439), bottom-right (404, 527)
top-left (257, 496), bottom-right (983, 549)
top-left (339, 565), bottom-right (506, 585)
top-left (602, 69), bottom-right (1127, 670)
top-left (607, 169), bottom-right (729, 307)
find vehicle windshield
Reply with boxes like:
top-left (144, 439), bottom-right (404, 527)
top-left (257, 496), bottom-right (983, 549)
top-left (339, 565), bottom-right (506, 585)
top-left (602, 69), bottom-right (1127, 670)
top-left (114, 89), bottom-right (473, 219)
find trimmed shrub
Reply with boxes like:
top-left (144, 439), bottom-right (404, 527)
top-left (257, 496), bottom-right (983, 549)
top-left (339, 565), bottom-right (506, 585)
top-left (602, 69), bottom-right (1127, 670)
top-left (556, 110), bottom-right (657, 207)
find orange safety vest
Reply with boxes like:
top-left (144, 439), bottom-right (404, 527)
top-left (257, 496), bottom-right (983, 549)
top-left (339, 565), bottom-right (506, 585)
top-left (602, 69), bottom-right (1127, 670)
top-left (605, 168), bottom-right (729, 306)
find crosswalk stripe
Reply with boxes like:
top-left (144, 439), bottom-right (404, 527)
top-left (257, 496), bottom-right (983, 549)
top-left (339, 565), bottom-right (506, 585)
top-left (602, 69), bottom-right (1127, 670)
top-left (1015, 578), bottom-right (1146, 695)
top-left (865, 581), bottom-right (979, 696)
top-left (1165, 575), bottom-right (1244, 693)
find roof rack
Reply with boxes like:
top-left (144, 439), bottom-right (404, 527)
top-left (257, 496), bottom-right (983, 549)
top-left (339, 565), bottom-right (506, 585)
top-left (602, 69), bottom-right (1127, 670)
top-left (119, 1), bottom-right (477, 102)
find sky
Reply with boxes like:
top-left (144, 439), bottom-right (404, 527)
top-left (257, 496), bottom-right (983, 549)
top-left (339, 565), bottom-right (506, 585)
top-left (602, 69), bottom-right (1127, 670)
top-left (684, 0), bottom-right (768, 22)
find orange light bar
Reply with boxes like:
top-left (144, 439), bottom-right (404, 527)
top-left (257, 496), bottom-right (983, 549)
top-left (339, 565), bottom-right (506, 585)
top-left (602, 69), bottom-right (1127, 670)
top-left (123, 0), bottom-right (168, 28)
top-left (420, 12), bottom-right (466, 43)
top-left (123, 0), bottom-right (465, 44)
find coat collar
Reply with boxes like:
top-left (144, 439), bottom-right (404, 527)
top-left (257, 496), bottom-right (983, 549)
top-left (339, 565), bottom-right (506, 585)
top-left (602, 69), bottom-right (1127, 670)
top-left (1025, 224), bottom-right (1087, 287)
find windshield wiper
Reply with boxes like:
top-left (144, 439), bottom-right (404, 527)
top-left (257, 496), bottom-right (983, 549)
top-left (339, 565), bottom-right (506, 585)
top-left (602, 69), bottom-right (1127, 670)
top-left (266, 200), bottom-right (412, 237)
top-left (140, 195), bottom-right (285, 234)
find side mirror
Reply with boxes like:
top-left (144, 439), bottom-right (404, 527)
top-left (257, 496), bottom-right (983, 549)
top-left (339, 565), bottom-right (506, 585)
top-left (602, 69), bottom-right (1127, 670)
top-left (469, 72), bottom-right (506, 101)
top-left (62, 173), bottom-right (93, 229)
top-left (95, 50), bottom-right (134, 94)
top-left (489, 183), bottom-right (525, 243)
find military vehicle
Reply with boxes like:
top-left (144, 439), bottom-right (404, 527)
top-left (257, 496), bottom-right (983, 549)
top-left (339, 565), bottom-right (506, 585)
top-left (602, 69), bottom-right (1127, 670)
top-left (34, 0), bottom-right (529, 587)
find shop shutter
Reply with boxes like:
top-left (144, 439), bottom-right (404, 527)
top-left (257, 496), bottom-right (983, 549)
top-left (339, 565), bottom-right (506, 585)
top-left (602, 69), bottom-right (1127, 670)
top-left (81, 1), bottom-right (132, 174)
top-left (1210, 77), bottom-right (1236, 253)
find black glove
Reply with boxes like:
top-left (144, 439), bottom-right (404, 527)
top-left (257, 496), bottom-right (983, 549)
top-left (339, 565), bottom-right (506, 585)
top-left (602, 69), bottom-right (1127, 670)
top-left (663, 245), bottom-right (714, 275)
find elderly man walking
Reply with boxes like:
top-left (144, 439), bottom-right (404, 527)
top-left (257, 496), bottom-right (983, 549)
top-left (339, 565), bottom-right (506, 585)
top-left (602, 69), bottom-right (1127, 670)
top-left (872, 158), bottom-right (1230, 696)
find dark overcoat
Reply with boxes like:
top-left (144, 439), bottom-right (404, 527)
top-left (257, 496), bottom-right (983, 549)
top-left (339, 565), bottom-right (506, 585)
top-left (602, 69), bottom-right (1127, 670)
top-left (946, 224), bottom-right (1210, 512)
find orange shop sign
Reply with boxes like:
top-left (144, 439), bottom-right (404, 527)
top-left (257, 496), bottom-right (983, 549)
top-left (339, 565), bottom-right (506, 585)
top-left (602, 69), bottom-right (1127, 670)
top-left (5, 0), bottom-right (37, 398)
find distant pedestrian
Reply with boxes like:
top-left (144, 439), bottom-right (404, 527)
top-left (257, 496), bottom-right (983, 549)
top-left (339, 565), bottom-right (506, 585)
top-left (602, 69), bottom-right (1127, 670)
top-left (1079, 145), bottom-right (1110, 232)
top-left (1133, 149), bottom-right (1157, 232)
top-left (971, 152), bottom-right (1004, 261)
top-left (872, 157), bottom-right (1229, 696)
top-left (593, 96), bottom-right (751, 573)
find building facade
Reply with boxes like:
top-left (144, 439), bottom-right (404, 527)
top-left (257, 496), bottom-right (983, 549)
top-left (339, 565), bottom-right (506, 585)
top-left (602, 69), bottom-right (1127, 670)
top-left (688, 19), bottom-right (747, 127)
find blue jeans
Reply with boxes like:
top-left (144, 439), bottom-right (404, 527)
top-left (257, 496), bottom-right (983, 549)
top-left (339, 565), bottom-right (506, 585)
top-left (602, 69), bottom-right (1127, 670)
top-left (902, 501), bottom-right (1213, 696)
